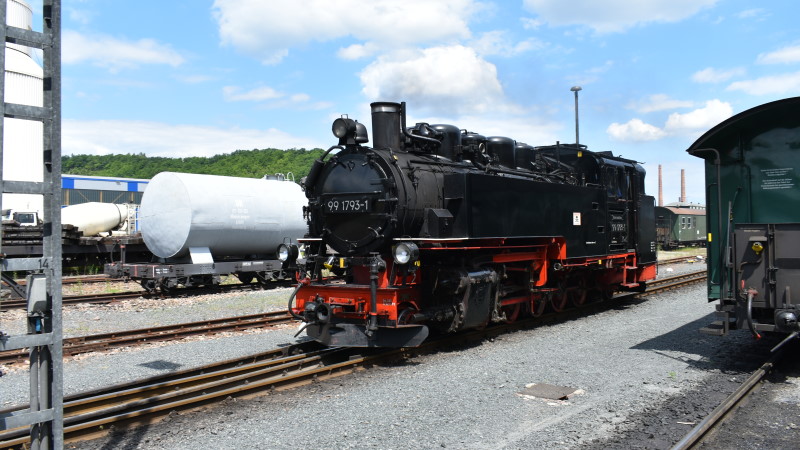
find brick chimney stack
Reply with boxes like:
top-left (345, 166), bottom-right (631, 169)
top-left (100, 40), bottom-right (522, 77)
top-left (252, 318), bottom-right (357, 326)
top-left (680, 169), bottom-right (686, 203)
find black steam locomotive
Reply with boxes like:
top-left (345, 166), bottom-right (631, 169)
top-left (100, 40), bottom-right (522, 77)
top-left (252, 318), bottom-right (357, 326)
top-left (290, 102), bottom-right (657, 347)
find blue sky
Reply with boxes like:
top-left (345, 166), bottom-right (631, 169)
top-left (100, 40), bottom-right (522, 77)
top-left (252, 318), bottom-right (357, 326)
top-left (34, 0), bottom-right (800, 203)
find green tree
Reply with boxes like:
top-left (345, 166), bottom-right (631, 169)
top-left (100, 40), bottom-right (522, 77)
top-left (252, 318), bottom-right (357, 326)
top-left (62, 148), bottom-right (326, 180)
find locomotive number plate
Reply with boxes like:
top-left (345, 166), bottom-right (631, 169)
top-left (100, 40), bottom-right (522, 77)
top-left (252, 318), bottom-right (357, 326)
top-left (324, 197), bottom-right (371, 213)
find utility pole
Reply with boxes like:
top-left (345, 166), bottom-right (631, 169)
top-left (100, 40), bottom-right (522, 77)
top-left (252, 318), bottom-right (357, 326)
top-left (570, 86), bottom-right (582, 146)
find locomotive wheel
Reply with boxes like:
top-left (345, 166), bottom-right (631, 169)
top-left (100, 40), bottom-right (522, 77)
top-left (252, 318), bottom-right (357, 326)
top-left (237, 272), bottom-right (256, 284)
top-left (532, 296), bottom-right (547, 317)
top-left (502, 303), bottom-right (522, 323)
top-left (140, 279), bottom-right (157, 293)
top-left (159, 282), bottom-right (174, 296)
top-left (571, 278), bottom-right (589, 307)
top-left (551, 289), bottom-right (569, 312)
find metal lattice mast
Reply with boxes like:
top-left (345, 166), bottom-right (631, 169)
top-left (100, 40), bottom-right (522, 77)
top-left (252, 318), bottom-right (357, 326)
top-left (0, 1), bottom-right (62, 448)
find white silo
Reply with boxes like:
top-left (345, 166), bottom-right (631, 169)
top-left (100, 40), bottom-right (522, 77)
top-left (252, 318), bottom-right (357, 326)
top-left (2, 0), bottom-right (44, 215)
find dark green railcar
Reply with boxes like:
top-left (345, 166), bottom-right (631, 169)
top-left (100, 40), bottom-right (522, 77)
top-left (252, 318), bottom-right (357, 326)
top-left (688, 96), bottom-right (800, 344)
top-left (654, 203), bottom-right (706, 249)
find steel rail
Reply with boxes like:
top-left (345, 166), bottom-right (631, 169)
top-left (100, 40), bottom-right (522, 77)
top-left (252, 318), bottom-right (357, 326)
top-left (0, 281), bottom-right (293, 311)
top-left (0, 342), bottom-right (359, 447)
top-left (0, 311), bottom-right (294, 365)
top-left (659, 256), bottom-right (704, 266)
top-left (670, 349), bottom-right (784, 450)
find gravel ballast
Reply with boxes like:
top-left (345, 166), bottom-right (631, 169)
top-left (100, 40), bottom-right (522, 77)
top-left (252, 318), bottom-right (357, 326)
top-left (4, 260), bottom-right (783, 449)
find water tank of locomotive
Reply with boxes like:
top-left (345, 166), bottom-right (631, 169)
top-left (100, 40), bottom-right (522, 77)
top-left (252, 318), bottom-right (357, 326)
top-left (140, 172), bottom-right (307, 260)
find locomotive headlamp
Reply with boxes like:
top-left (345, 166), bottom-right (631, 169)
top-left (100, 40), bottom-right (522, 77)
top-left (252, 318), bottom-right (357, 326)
top-left (277, 244), bottom-right (299, 263)
top-left (277, 244), bottom-right (290, 262)
top-left (332, 117), bottom-right (369, 145)
top-left (394, 242), bottom-right (420, 265)
top-left (333, 117), bottom-right (359, 139)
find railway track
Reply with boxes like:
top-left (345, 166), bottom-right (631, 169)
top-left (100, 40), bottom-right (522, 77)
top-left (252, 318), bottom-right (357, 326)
top-left (0, 281), bottom-right (292, 311)
top-left (670, 348), bottom-right (786, 449)
top-left (0, 269), bottom-right (707, 448)
top-left (0, 310), bottom-right (294, 365)
top-left (643, 269), bottom-right (707, 293)
top-left (5, 275), bottom-right (119, 287)
top-left (659, 255), bottom-right (704, 265)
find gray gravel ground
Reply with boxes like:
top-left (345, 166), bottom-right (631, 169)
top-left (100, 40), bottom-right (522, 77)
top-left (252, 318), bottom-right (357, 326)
top-left (6, 259), bottom-right (773, 450)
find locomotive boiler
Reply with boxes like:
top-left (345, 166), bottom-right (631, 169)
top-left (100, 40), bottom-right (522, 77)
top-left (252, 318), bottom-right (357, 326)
top-left (290, 101), bottom-right (657, 347)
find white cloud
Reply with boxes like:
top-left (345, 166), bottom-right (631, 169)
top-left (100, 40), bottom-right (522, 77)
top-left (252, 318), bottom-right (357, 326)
top-left (736, 8), bottom-right (767, 20)
top-left (470, 31), bottom-right (545, 57)
top-left (222, 86), bottom-right (332, 110)
top-left (359, 45), bottom-right (511, 116)
top-left (608, 100), bottom-right (732, 142)
top-left (337, 43), bottom-right (380, 61)
top-left (607, 119), bottom-right (666, 142)
top-left (63, 119), bottom-right (324, 157)
top-left (522, 0), bottom-right (718, 33)
top-left (692, 67), bottom-right (746, 83)
top-left (66, 7), bottom-right (94, 25)
top-left (627, 94), bottom-right (694, 113)
top-left (63, 30), bottom-right (185, 72)
top-left (664, 99), bottom-right (732, 133)
top-left (212, 0), bottom-right (481, 65)
top-left (566, 61), bottom-right (613, 86)
top-left (756, 45), bottom-right (800, 65)
top-left (727, 71), bottom-right (800, 95)
top-left (174, 74), bottom-right (216, 84)
top-left (223, 86), bottom-right (284, 102)
top-left (521, 17), bottom-right (544, 30)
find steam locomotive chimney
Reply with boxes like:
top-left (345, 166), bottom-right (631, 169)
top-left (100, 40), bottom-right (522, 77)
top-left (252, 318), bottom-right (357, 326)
top-left (371, 102), bottom-right (403, 150)
top-left (680, 169), bottom-right (686, 203)
top-left (658, 165), bottom-right (663, 207)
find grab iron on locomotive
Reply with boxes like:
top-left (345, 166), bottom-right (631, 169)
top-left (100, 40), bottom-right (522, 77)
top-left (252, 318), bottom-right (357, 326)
top-left (289, 101), bottom-right (658, 347)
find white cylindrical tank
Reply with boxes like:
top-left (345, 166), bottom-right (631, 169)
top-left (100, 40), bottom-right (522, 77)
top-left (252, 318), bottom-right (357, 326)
top-left (2, 0), bottom-right (44, 214)
top-left (140, 172), bottom-right (307, 259)
top-left (61, 202), bottom-right (128, 236)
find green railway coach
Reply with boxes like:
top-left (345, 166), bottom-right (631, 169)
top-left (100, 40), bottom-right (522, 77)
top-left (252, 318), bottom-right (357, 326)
top-left (688, 96), bottom-right (800, 344)
top-left (654, 203), bottom-right (706, 249)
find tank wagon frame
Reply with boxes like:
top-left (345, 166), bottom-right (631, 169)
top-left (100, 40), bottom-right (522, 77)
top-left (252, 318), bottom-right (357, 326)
top-left (105, 257), bottom-right (296, 293)
top-left (689, 96), bottom-right (800, 346)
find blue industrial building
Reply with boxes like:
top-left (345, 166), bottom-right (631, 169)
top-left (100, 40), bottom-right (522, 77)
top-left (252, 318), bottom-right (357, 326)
top-left (61, 174), bottom-right (150, 206)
